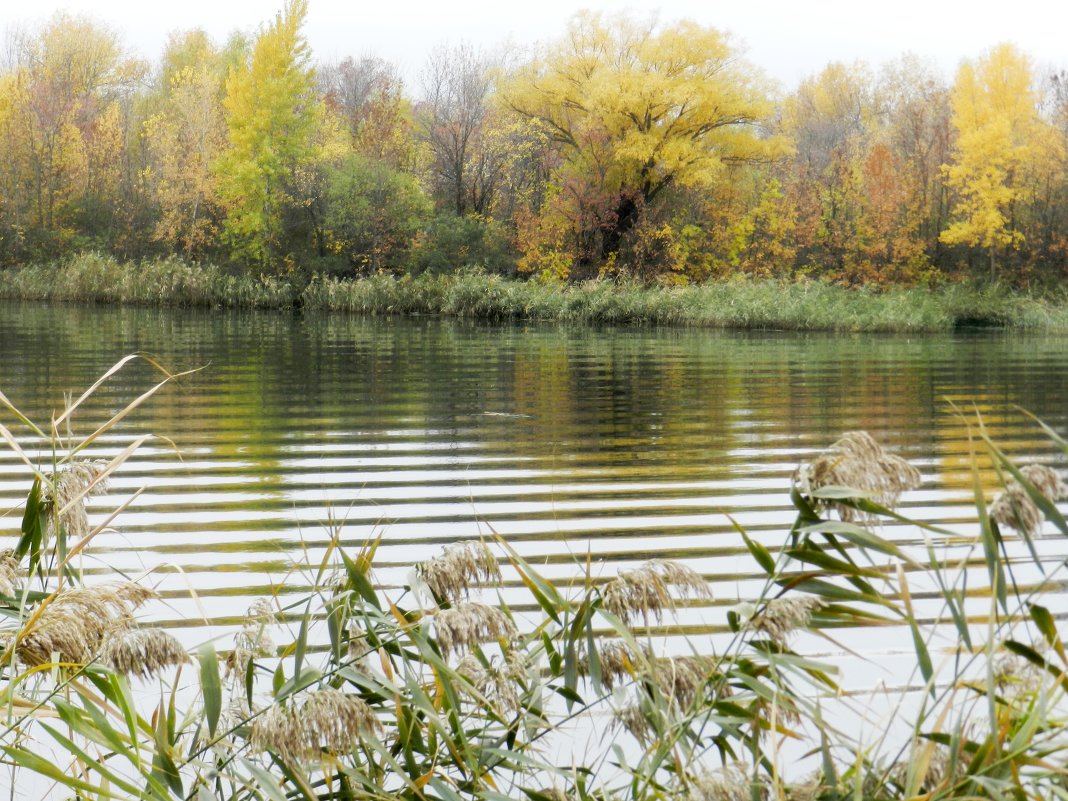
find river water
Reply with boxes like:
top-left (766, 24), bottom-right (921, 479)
top-left (1, 301), bottom-right (1067, 702)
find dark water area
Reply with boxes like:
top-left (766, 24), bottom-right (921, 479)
top-left (1, 300), bottom-right (1066, 689)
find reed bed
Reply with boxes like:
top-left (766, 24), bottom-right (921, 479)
top-left (4, 253), bottom-right (1068, 332)
top-left (2, 358), bottom-right (1068, 801)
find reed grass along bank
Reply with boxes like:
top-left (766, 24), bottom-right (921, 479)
top-left (3, 253), bottom-right (1068, 333)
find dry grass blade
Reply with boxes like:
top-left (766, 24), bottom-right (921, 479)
top-left (0, 421), bottom-right (48, 480)
top-left (795, 430), bottom-right (921, 522)
top-left (59, 487), bottom-right (145, 570)
top-left (53, 354), bottom-right (197, 430)
top-left (65, 362), bottom-right (203, 459)
top-left (0, 387), bottom-right (46, 438)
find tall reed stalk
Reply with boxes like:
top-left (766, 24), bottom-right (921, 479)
top-left (1, 358), bottom-right (1067, 799)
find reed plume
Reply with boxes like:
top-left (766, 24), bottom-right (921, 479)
top-left (601, 559), bottom-right (712, 625)
top-left (751, 596), bottom-right (824, 644)
top-left (795, 431), bottom-right (920, 522)
top-left (433, 601), bottom-right (517, 658)
top-left (613, 702), bottom-right (651, 744)
top-left (990, 463), bottom-right (1068, 536)
top-left (250, 688), bottom-right (380, 765)
top-left (226, 598), bottom-right (276, 678)
top-left (14, 582), bottom-right (156, 668)
top-left (993, 651), bottom-right (1045, 696)
top-left (101, 627), bottom-right (188, 679)
top-left (456, 654), bottom-right (522, 714)
top-left (0, 549), bottom-right (20, 597)
top-left (652, 655), bottom-right (714, 707)
top-left (417, 540), bottom-right (501, 603)
top-left (689, 763), bottom-right (754, 801)
top-left (577, 640), bottom-right (641, 689)
top-left (45, 460), bottom-right (110, 539)
top-left (578, 641), bottom-right (713, 705)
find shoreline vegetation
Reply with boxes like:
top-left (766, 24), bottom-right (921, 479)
top-left (3, 253), bottom-right (1068, 333)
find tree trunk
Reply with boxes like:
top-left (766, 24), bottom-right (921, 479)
top-left (600, 195), bottom-right (640, 262)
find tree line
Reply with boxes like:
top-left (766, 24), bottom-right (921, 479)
top-left (0, 0), bottom-right (1066, 286)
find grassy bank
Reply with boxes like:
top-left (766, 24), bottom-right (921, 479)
top-left (3, 252), bottom-right (1068, 332)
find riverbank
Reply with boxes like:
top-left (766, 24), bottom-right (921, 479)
top-left (3, 252), bottom-right (1067, 332)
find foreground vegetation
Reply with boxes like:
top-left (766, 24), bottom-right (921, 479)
top-left (4, 254), bottom-right (1068, 333)
top-left (3, 359), bottom-right (1068, 799)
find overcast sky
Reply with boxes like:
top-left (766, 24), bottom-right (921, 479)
top-left (5, 0), bottom-right (1067, 91)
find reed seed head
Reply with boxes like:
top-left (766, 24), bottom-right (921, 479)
top-left (416, 541), bottom-right (501, 604)
top-left (993, 652), bottom-right (1045, 696)
top-left (990, 464), bottom-right (1068, 537)
top-left (613, 702), bottom-right (651, 744)
top-left (578, 640), bottom-right (640, 689)
top-left (795, 431), bottom-right (920, 523)
top-left (784, 775), bottom-right (824, 801)
top-left (101, 627), bottom-right (188, 679)
top-left (433, 601), bottom-right (517, 658)
top-left (46, 460), bottom-right (110, 539)
top-left (601, 559), bottom-right (712, 625)
top-left (227, 598), bottom-right (277, 679)
top-left (0, 549), bottom-right (20, 597)
top-left (14, 582), bottom-right (157, 668)
top-left (689, 763), bottom-right (755, 801)
top-left (250, 688), bottom-right (380, 765)
top-left (652, 655), bottom-right (714, 707)
top-left (531, 788), bottom-right (570, 801)
top-left (456, 653), bottom-right (522, 714)
top-left (751, 596), bottom-right (823, 643)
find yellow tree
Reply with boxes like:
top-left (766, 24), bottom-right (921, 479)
top-left (144, 64), bottom-right (227, 255)
top-left (1, 14), bottom-right (139, 240)
top-left (216, 0), bottom-right (320, 269)
top-left (501, 12), bottom-right (782, 278)
top-left (941, 44), bottom-right (1053, 279)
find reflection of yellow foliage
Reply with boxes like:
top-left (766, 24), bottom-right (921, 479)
top-left (935, 399), bottom-right (1050, 496)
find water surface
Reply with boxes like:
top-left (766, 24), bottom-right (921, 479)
top-left (1, 301), bottom-right (1066, 693)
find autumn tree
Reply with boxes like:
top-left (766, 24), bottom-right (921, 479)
top-left (878, 55), bottom-right (953, 263)
top-left (419, 43), bottom-right (500, 216)
top-left (0, 14), bottom-right (141, 255)
top-left (142, 32), bottom-right (228, 256)
top-left (318, 55), bottom-right (418, 170)
top-left (502, 13), bottom-right (781, 279)
top-left (940, 44), bottom-right (1054, 280)
top-left (216, 0), bottom-right (320, 269)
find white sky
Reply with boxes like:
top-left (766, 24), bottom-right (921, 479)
top-left (4, 0), bottom-right (1068, 91)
